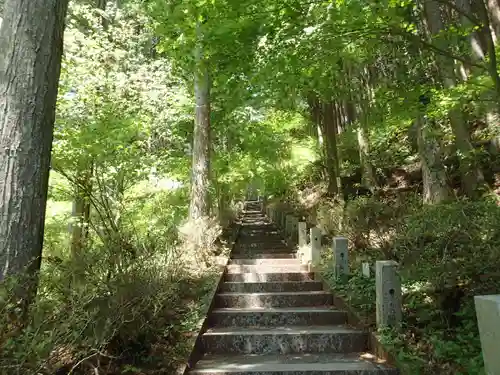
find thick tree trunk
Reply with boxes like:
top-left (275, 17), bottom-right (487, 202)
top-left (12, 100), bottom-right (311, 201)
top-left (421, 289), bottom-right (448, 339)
top-left (424, 0), bottom-right (484, 197)
top-left (416, 114), bottom-right (453, 204)
top-left (189, 28), bottom-right (211, 220)
top-left (0, 0), bottom-right (69, 309)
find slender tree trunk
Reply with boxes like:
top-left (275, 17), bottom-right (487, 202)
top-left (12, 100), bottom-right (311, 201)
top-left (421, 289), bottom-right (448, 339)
top-left (321, 101), bottom-right (339, 195)
top-left (0, 0), bottom-right (69, 312)
top-left (189, 22), bottom-right (211, 220)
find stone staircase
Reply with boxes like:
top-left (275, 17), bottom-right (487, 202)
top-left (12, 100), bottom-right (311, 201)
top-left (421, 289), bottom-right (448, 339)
top-left (189, 202), bottom-right (399, 374)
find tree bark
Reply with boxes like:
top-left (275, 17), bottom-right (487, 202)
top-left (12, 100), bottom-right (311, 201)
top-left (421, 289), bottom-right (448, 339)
top-left (189, 23), bottom-right (211, 220)
top-left (416, 114), bottom-right (453, 204)
top-left (321, 101), bottom-right (340, 195)
top-left (0, 0), bottom-right (69, 309)
top-left (424, 0), bottom-right (484, 197)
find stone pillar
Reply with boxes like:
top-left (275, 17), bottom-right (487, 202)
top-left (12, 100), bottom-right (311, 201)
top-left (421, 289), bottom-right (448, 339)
top-left (362, 262), bottom-right (371, 277)
top-left (375, 260), bottom-right (402, 328)
top-left (309, 227), bottom-right (322, 265)
top-left (290, 216), bottom-right (298, 244)
top-left (285, 215), bottom-right (294, 240)
top-left (474, 294), bottom-right (500, 374)
top-left (298, 222), bottom-right (307, 247)
top-left (333, 237), bottom-right (349, 279)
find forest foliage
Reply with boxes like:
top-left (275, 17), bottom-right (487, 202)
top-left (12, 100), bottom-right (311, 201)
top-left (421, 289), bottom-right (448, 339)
top-left (0, 0), bottom-right (499, 373)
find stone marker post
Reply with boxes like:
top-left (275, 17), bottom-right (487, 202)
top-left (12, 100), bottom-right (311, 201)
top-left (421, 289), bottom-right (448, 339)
top-left (333, 237), bottom-right (349, 279)
top-left (285, 215), bottom-right (294, 241)
top-left (280, 212), bottom-right (287, 232)
top-left (474, 294), bottom-right (500, 374)
top-left (375, 260), bottom-right (402, 329)
top-left (298, 222), bottom-right (307, 247)
top-left (362, 262), bottom-right (371, 277)
top-left (309, 227), bottom-right (321, 265)
top-left (297, 222), bottom-right (307, 262)
top-left (290, 217), bottom-right (298, 244)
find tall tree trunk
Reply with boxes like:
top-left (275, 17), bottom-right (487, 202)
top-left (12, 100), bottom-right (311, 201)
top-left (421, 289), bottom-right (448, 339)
top-left (189, 22), bottom-right (211, 220)
top-left (416, 114), bottom-right (453, 204)
top-left (424, 0), bottom-right (484, 197)
top-left (0, 0), bottom-right (69, 312)
top-left (321, 101), bottom-right (340, 195)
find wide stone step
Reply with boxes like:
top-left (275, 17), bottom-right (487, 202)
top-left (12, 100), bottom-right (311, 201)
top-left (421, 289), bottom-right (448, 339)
top-left (219, 281), bottom-right (322, 293)
top-left (230, 252), bottom-right (296, 259)
top-left (224, 272), bottom-right (314, 282)
top-left (209, 307), bottom-right (347, 327)
top-left (226, 264), bottom-right (309, 274)
top-left (202, 326), bottom-right (368, 354)
top-left (232, 248), bottom-right (294, 255)
top-left (215, 291), bottom-right (332, 308)
top-left (190, 353), bottom-right (400, 374)
top-left (228, 258), bottom-right (301, 265)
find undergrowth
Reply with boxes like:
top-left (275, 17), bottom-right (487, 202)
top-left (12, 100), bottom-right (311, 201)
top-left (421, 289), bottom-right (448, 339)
top-left (0, 187), bottom-right (238, 375)
top-left (318, 194), bottom-right (500, 375)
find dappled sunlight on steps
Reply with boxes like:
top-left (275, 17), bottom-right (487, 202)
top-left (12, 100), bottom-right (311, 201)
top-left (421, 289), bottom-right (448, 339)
top-left (188, 202), bottom-right (399, 374)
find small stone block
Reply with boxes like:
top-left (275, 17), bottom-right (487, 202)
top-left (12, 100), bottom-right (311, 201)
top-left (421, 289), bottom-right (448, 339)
top-left (362, 262), bottom-right (370, 277)
top-left (375, 260), bottom-right (402, 329)
top-left (474, 294), bottom-right (500, 375)
top-left (333, 237), bottom-right (349, 278)
top-left (298, 222), bottom-right (307, 247)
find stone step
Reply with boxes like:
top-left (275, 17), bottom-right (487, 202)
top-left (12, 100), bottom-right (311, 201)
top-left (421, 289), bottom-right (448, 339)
top-left (190, 353), bottom-right (400, 374)
top-left (209, 307), bottom-right (347, 327)
top-left (224, 272), bottom-right (314, 282)
top-left (226, 264), bottom-right (309, 274)
top-left (230, 253), bottom-right (296, 259)
top-left (219, 281), bottom-right (322, 293)
top-left (202, 326), bottom-right (368, 355)
top-left (228, 258), bottom-right (301, 265)
top-left (215, 291), bottom-right (332, 308)
top-left (235, 244), bottom-right (289, 250)
top-left (232, 247), bottom-right (294, 254)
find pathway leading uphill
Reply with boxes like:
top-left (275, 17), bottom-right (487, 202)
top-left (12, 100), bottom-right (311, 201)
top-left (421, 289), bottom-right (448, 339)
top-left (189, 201), bottom-right (399, 374)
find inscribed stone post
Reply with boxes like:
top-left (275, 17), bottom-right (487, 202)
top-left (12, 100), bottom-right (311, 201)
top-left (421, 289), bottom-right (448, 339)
top-left (474, 295), bottom-right (500, 375)
top-left (333, 237), bottom-right (349, 279)
top-left (375, 260), bottom-right (402, 329)
top-left (285, 215), bottom-right (294, 241)
top-left (309, 227), bottom-right (322, 266)
top-left (362, 262), bottom-right (371, 277)
top-left (290, 216), bottom-right (298, 244)
top-left (298, 222), bottom-right (307, 247)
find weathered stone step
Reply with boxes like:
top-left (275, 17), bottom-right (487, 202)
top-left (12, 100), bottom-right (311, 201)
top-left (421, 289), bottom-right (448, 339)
top-left (235, 243), bottom-right (289, 250)
top-left (230, 252), bottom-right (296, 259)
top-left (219, 281), bottom-right (321, 293)
top-left (224, 272), bottom-right (314, 282)
top-left (209, 307), bottom-right (347, 327)
top-left (202, 326), bottom-right (368, 355)
top-left (232, 247), bottom-right (293, 254)
top-left (190, 353), bottom-right (400, 374)
top-left (226, 264), bottom-right (309, 274)
top-left (215, 291), bottom-right (332, 308)
top-left (228, 258), bottom-right (300, 265)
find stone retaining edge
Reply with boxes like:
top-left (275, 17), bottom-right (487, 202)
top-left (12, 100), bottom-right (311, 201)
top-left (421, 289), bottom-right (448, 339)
top-left (176, 220), bottom-right (242, 375)
top-left (313, 271), bottom-right (406, 374)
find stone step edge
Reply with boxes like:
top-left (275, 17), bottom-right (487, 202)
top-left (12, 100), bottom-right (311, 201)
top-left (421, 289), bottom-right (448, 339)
top-left (217, 291), bottom-right (330, 296)
top-left (211, 307), bottom-right (346, 313)
top-left (190, 353), bottom-right (398, 374)
top-left (204, 325), bottom-right (364, 335)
